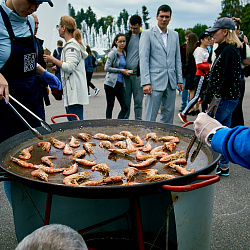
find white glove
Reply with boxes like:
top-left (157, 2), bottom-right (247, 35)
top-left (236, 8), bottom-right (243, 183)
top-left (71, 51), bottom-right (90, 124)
top-left (194, 113), bottom-right (225, 145)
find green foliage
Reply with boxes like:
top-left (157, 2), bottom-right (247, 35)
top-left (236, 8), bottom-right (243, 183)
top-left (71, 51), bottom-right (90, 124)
top-left (142, 5), bottom-right (150, 29)
top-left (220, 0), bottom-right (243, 18)
top-left (241, 4), bottom-right (250, 40)
top-left (175, 28), bottom-right (186, 45)
top-left (117, 9), bottom-right (129, 31)
top-left (68, 3), bottom-right (75, 19)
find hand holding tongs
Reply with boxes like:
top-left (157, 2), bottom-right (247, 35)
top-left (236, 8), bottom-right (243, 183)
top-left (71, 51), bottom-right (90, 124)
top-left (2, 94), bottom-right (52, 140)
top-left (185, 95), bottom-right (221, 162)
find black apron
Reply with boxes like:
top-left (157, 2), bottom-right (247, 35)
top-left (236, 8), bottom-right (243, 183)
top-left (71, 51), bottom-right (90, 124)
top-left (0, 6), bottom-right (45, 143)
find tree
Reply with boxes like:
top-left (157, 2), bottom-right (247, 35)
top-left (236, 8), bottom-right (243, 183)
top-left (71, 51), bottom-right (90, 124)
top-left (241, 3), bottom-right (250, 40)
top-left (85, 6), bottom-right (97, 29)
top-left (175, 28), bottom-right (186, 45)
top-left (142, 5), bottom-right (150, 29)
top-left (117, 9), bottom-right (129, 31)
top-left (68, 3), bottom-right (75, 19)
top-left (220, 0), bottom-right (243, 18)
top-left (192, 24), bottom-right (209, 37)
top-left (75, 8), bottom-right (85, 29)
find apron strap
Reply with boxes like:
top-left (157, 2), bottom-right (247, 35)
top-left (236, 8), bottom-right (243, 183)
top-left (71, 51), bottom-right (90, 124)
top-left (0, 5), bottom-right (15, 40)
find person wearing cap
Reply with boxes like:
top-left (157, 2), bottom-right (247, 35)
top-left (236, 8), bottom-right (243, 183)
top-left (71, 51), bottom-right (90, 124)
top-left (0, 0), bottom-right (55, 206)
top-left (204, 17), bottom-right (243, 176)
top-left (178, 31), bottom-right (211, 123)
top-left (194, 112), bottom-right (250, 170)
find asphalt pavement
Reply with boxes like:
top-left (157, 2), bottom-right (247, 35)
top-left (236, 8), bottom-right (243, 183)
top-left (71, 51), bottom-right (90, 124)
top-left (0, 75), bottom-right (249, 249)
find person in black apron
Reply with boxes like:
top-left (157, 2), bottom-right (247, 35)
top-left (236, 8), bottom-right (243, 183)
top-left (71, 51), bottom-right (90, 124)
top-left (0, 0), bottom-right (54, 206)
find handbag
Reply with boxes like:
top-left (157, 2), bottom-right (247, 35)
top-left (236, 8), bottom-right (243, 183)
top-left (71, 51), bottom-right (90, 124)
top-left (51, 87), bottom-right (63, 100)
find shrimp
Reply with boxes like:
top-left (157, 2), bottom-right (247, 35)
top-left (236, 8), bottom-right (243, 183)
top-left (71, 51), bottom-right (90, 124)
top-left (102, 175), bottom-right (124, 184)
top-left (150, 145), bottom-right (165, 155)
top-left (63, 163), bottom-right (78, 175)
top-left (139, 140), bottom-right (152, 152)
top-left (122, 182), bottom-right (142, 186)
top-left (10, 155), bottom-right (34, 168)
top-left (73, 158), bottom-right (97, 166)
top-left (99, 141), bottom-right (114, 149)
top-left (63, 144), bottom-right (74, 155)
top-left (91, 163), bottom-right (110, 176)
top-left (144, 174), bottom-right (176, 182)
top-left (136, 150), bottom-right (154, 161)
top-left (110, 134), bottom-right (127, 141)
top-left (80, 180), bottom-right (102, 186)
top-left (169, 164), bottom-right (195, 175)
top-left (126, 138), bottom-right (136, 151)
top-left (145, 132), bottom-right (158, 141)
top-left (77, 133), bottom-right (92, 141)
top-left (152, 151), bottom-right (169, 158)
top-left (63, 171), bottom-right (90, 185)
top-left (114, 141), bottom-right (127, 149)
top-left (69, 136), bottom-right (80, 148)
top-left (128, 156), bottom-right (157, 168)
top-left (93, 133), bottom-right (111, 140)
top-left (163, 158), bottom-right (187, 167)
top-left (108, 148), bottom-right (136, 155)
top-left (158, 136), bottom-right (180, 143)
top-left (38, 142), bottom-right (51, 153)
top-left (132, 135), bottom-right (144, 147)
top-left (41, 156), bottom-right (57, 167)
top-left (124, 167), bottom-right (140, 181)
top-left (31, 169), bottom-right (49, 182)
top-left (34, 164), bottom-right (65, 174)
top-left (71, 149), bottom-right (86, 158)
top-left (160, 150), bottom-right (186, 162)
top-left (119, 131), bottom-right (134, 139)
top-left (140, 169), bottom-right (159, 177)
top-left (19, 145), bottom-right (33, 160)
top-left (82, 142), bottom-right (96, 154)
top-left (163, 141), bottom-right (177, 153)
top-left (50, 137), bottom-right (65, 149)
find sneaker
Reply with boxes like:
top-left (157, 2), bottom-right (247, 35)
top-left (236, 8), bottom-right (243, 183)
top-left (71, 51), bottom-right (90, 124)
top-left (216, 164), bottom-right (229, 176)
top-left (94, 88), bottom-right (100, 96)
top-left (88, 93), bottom-right (91, 97)
top-left (178, 112), bottom-right (188, 123)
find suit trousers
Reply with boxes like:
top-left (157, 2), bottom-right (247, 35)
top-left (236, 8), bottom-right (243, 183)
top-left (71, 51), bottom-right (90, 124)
top-left (124, 75), bottom-right (144, 120)
top-left (144, 83), bottom-right (176, 124)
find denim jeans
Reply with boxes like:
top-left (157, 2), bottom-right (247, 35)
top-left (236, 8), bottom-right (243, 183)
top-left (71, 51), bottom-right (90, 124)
top-left (65, 104), bottom-right (84, 121)
top-left (3, 181), bottom-right (12, 207)
top-left (181, 78), bottom-right (189, 109)
top-left (215, 98), bottom-right (239, 165)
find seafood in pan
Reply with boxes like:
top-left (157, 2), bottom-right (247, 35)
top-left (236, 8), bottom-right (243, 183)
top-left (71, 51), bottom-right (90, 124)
top-left (144, 174), bottom-right (176, 182)
top-left (163, 141), bottom-right (177, 153)
top-left (73, 158), bottom-right (97, 166)
top-left (69, 136), bottom-right (80, 148)
top-left (19, 145), bottom-right (33, 160)
top-left (99, 141), bottom-right (114, 149)
top-left (119, 131), bottom-right (134, 138)
top-left (124, 167), bottom-right (140, 181)
top-left (82, 142), bottom-right (96, 154)
top-left (63, 163), bottom-right (78, 175)
top-left (110, 134), bottom-right (127, 141)
top-left (37, 142), bottom-right (51, 153)
top-left (93, 133), bottom-right (111, 140)
top-left (41, 156), bottom-right (57, 168)
top-left (141, 169), bottom-right (158, 177)
top-left (31, 169), bottom-right (49, 182)
top-left (71, 149), bottom-right (86, 158)
top-left (136, 151), bottom-right (154, 161)
top-left (114, 141), bottom-right (127, 149)
top-left (91, 163), bottom-right (110, 176)
top-left (77, 133), bottom-right (92, 141)
top-left (128, 156), bottom-right (157, 168)
top-left (34, 164), bottom-right (65, 174)
top-left (108, 148), bottom-right (136, 155)
top-left (145, 132), bottom-right (158, 141)
top-left (63, 171), bottom-right (90, 185)
top-left (168, 164), bottom-right (195, 175)
top-left (160, 150), bottom-right (186, 162)
top-left (132, 135), bottom-right (144, 147)
top-left (158, 136), bottom-right (179, 143)
top-left (10, 156), bottom-right (35, 168)
top-left (163, 158), bottom-right (187, 167)
top-left (50, 137), bottom-right (65, 149)
top-left (102, 175), bottom-right (124, 184)
top-left (63, 144), bottom-right (74, 155)
top-left (139, 140), bottom-right (152, 152)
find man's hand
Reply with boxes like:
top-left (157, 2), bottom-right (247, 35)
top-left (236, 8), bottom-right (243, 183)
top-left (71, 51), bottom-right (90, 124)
top-left (143, 84), bottom-right (152, 95)
top-left (0, 73), bottom-right (9, 102)
top-left (42, 71), bottom-right (61, 90)
top-left (120, 69), bottom-right (131, 76)
top-left (177, 83), bottom-right (183, 92)
top-left (194, 113), bottom-right (224, 144)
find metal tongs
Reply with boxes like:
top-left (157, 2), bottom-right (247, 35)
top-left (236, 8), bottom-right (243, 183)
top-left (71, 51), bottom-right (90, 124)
top-left (185, 95), bottom-right (221, 162)
top-left (2, 94), bottom-right (52, 140)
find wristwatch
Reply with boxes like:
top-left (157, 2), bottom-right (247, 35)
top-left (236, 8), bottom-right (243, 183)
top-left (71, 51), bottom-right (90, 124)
top-left (205, 127), bottom-right (224, 146)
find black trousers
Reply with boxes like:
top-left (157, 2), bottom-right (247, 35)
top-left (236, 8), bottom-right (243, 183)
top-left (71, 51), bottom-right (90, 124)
top-left (104, 81), bottom-right (128, 119)
top-left (86, 72), bottom-right (96, 93)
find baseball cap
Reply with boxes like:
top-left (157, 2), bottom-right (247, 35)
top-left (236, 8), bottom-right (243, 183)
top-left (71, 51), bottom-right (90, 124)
top-left (199, 32), bottom-right (211, 40)
top-left (34, 0), bottom-right (53, 7)
top-left (206, 17), bottom-right (235, 33)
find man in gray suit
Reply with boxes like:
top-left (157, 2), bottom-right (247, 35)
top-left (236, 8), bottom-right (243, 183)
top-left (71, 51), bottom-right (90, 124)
top-left (139, 4), bottom-right (183, 124)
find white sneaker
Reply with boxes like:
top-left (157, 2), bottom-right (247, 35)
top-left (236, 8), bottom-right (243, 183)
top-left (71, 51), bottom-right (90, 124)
top-left (94, 88), bottom-right (100, 96)
top-left (88, 93), bottom-right (91, 97)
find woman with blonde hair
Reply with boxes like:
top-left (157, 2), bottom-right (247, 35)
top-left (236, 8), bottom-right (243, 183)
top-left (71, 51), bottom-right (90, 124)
top-left (44, 15), bottom-right (88, 120)
top-left (205, 17), bottom-right (242, 176)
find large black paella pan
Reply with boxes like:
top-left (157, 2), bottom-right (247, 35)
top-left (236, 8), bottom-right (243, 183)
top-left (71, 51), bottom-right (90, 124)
top-left (0, 119), bottom-right (220, 198)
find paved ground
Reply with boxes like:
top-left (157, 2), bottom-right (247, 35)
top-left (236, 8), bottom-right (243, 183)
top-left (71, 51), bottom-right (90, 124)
top-left (0, 76), bottom-right (249, 249)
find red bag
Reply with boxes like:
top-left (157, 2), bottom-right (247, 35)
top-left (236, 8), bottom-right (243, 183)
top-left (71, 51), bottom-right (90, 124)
top-left (51, 88), bottom-right (63, 100)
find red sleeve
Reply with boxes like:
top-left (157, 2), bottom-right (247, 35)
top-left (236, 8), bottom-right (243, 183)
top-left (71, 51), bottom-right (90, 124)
top-left (196, 62), bottom-right (210, 76)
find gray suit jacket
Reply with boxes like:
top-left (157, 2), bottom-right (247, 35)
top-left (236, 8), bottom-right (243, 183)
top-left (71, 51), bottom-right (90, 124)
top-left (139, 26), bottom-right (182, 91)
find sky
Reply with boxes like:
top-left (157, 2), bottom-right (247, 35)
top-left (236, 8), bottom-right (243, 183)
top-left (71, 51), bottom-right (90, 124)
top-left (68, 0), bottom-right (222, 29)
top-left (35, 0), bottom-right (222, 51)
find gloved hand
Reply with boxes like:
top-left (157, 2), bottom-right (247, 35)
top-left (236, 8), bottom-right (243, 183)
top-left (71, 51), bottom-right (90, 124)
top-left (42, 70), bottom-right (62, 90)
top-left (194, 113), bottom-right (224, 144)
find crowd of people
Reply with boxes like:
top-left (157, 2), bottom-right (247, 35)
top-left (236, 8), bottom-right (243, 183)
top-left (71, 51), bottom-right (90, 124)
top-left (0, 1), bottom-right (249, 248)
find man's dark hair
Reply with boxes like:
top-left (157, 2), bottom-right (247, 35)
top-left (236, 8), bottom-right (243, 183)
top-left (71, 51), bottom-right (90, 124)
top-left (129, 15), bottom-right (142, 25)
top-left (157, 4), bottom-right (172, 16)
